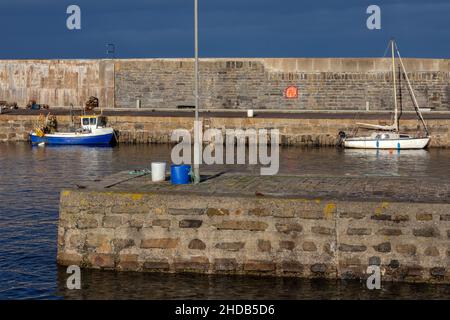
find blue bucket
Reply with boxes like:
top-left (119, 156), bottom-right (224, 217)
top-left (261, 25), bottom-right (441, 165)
top-left (170, 164), bottom-right (191, 185)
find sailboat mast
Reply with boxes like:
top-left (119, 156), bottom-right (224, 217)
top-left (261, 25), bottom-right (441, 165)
top-left (391, 40), bottom-right (399, 132)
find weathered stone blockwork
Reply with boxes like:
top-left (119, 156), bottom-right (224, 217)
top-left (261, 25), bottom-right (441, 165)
top-left (58, 189), bottom-right (450, 283)
top-left (114, 58), bottom-right (450, 111)
top-left (0, 60), bottom-right (114, 108)
top-left (1, 58), bottom-right (449, 111)
top-left (3, 113), bottom-right (450, 147)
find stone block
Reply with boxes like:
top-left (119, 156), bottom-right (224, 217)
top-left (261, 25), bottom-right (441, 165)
top-left (392, 215), bottom-right (409, 222)
top-left (189, 239), bottom-right (206, 250)
top-left (68, 234), bottom-right (85, 250)
top-left (103, 215), bottom-right (128, 228)
top-left (430, 267), bottom-right (446, 277)
top-left (373, 242), bottom-right (391, 253)
top-left (141, 238), bottom-right (180, 249)
top-left (310, 263), bottom-right (327, 274)
top-left (396, 244), bottom-right (417, 256)
top-left (424, 247), bottom-right (440, 257)
top-left (214, 220), bottom-right (268, 231)
top-left (338, 244), bottom-right (367, 252)
top-left (302, 241), bottom-right (317, 252)
top-left (214, 258), bottom-right (237, 272)
top-left (215, 242), bottom-right (245, 252)
top-left (206, 208), bottom-right (230, 216)
top-left (339, 212), bottom-right (365, 219)
top-left (129, 217), bottom-right (144, 228)
top-left (152, 219), bottom-right (171, 228)
top-left (311, 226), bottom-right (333, 235)
top-left (279, 241), bottom-right (296, 250)
top-left (416, 213), bottom-right (433, 221)
top-left (340, 257), bottom-right (361, 267)
top-left (297, 211), bottom-right (324, 220)
top-left (280, 261), bottom-right (304, 273)
top-left (376, 228), bottom-right (402, 236)
top-left (143, 260), bottom-right (170, 271)
top-left (112, 239), bottom-right (135, 253)
top-left (388, 260), bottom-right (400, 269)
top-left (77, 217), bottom-right (98, 229)
top-left (347, 228), bottom-right (371, 235)
top-left (86, 233), bottom-right (112, 252)
top-left (174, 257), bottom-right (210, 272)
top-left (413, 227), bottom-right (439, 238)
top-left (169, 208), bottom-right (205, 215)
top-left (244, 260), bottom-right (276, 272)
top-left (118, 254), bottom-right (140, 271)
top-left (57, 252), bottom-right (83, 266)
top-left (275, 223), bottom-right (302, 234)
top-left (257, 239), bottom-right (272, 252)
top-left (407, 266), bottom-right (423, 277)
top-left (88, 253), bottom-right (115, 268)
top-left (179, 219), bottom-right (203, 228)
top-left (371, 214), bottom-right (391, 221)
top-left (368, 256), bottom-right (381, 266)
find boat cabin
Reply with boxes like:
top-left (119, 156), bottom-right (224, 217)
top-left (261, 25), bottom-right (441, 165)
top-left (369, 132), bottom-right (411, 140)
top-left (80, 115), bottom-right (108, 132)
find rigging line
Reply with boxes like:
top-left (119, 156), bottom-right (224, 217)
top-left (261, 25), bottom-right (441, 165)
top-left (395, 42), bottom-right (430, 136)
top-left (382, 40), bottom-right (391, 58)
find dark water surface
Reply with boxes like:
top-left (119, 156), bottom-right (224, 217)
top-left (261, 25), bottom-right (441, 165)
top-left (1, 142), bottom-right (450, 300)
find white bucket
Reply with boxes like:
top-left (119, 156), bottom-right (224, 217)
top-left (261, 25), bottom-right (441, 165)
top-left (247, 109), bottom-right (254, 118)
top-left (151, 162), bottom-right (166, 182)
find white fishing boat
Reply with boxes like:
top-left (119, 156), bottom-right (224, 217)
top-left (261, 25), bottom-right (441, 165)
top-left (341, 40), bottom-right (430, 150)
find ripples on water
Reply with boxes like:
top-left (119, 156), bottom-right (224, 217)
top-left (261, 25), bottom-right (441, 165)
top-left (1, 142), bottom-right (450, 300)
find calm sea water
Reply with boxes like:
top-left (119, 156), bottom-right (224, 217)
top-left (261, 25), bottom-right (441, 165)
top-left (1, 142), bottom-right (450, 300)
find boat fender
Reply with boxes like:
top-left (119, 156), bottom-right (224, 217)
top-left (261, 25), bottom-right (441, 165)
top-left (336, 131), bottom-right (347, 147)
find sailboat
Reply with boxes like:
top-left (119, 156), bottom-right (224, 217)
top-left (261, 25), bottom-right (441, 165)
top-left (342, 40), bottom-right (430, 150)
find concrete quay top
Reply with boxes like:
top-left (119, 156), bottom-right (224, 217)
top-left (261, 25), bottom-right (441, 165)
top-left (76, 171), bottom-right (450, 204)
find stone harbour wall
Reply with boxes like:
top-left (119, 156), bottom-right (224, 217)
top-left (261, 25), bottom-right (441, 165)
top-left (57, 189), bottom-right (450, 283)
top-left (0, 58), bottom-right (449, 111)
top-left (115, 58), bottom-right (450, 111)
top-left (2, 113), bottom-right (450, 147)
top-left (0, 60), bottom-right (114, 108)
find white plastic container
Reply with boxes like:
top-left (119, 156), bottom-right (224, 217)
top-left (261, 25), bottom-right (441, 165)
top-left (151, 162), bottom-right (166, 182)
top-left (247, 109), bottom-right (254, 118)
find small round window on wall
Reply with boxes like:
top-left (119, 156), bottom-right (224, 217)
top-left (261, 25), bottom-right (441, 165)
top-left (284, 86), bottom-right (299, 99)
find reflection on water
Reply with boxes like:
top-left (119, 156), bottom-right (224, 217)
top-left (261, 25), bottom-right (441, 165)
top-left (55, 267), bottom-right (450, 300)
top-left (1, 142), bottom-right (450, 299)
top-left (341, 149), bottom-right (431, 177)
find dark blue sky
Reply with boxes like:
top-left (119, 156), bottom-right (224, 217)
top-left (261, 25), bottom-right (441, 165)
top-left (0, 0), bottom-right (449, 59)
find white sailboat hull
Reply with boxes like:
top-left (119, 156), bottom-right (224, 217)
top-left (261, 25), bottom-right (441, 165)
top-left (344, 137), bottom-right (430, 150)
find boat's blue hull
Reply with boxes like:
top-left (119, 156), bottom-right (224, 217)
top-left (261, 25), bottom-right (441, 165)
top-left (30, 133), bottom-right (114, 145)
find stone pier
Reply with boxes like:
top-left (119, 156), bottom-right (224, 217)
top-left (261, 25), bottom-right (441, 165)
top-left (57, 171), bottom-right (450, 283)
top-left (2, 110), bottom-right (450, 147)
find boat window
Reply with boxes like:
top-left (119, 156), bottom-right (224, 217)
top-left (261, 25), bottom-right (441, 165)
top-left (89, 118), bottom-right (97, 125)
top-left (383, 134), bottom-right (390, 139)
top-left (97, 117), bottom-right (107, 127)
top-left (375, 134), bottom-right (381, 139)
top-left (82, 118), bottom-right (89, 125)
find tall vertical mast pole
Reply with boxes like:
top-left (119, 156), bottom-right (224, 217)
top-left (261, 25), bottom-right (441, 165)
top-left (193, 0), bottom-right (201, 184)
top-left (391, 39), bottom-right (399, 132)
